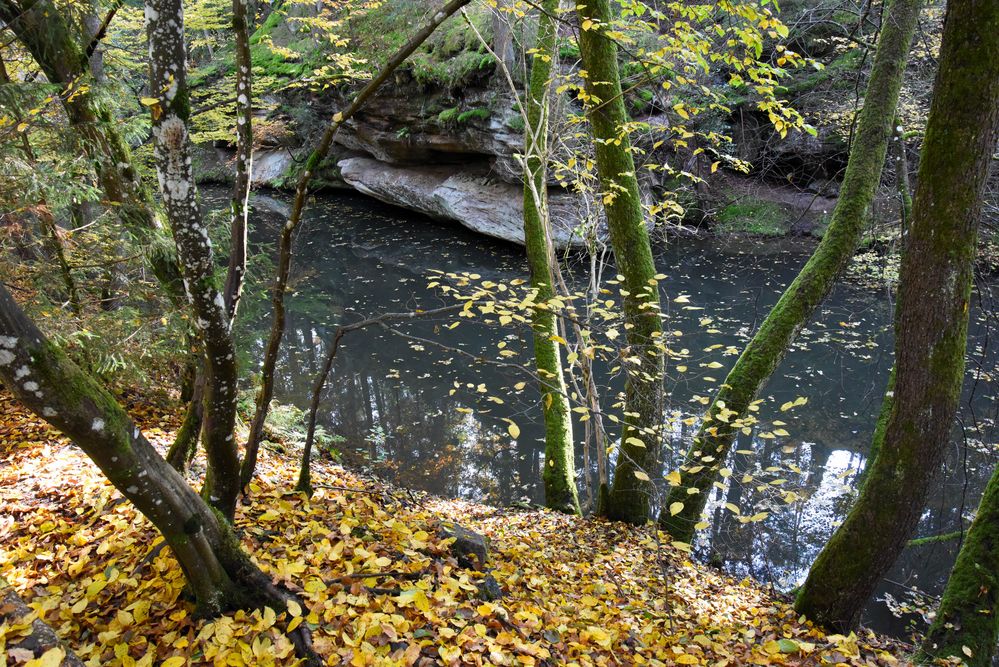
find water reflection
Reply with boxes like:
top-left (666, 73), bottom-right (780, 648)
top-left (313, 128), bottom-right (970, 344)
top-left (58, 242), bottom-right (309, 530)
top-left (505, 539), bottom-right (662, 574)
top-left (226, 188), bottom-right (998, 639)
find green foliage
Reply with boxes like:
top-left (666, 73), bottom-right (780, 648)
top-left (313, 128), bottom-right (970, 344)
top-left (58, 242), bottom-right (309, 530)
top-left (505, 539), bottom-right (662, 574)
top-left (348, 3), bottom-right (495, 88)
top-left (436, 107), bottom-right (460, 124)
top-left (781, 48), bottom-right (864, 97)
top-left (457, 107), bottom-right (491, 124)
top-left (36, 301), bottom-right (188, 398)
top-left (558, 39), bottom-right (581, 61)
top-left (436, 106), bottom-right (491, 126)
top-left (236, 393), bottom-right (342, 459)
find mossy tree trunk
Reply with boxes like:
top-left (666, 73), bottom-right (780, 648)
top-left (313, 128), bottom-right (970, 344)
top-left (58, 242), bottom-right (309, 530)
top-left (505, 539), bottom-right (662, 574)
top-left (0, 0), bottom-right (184, 302)
top-left (146, 0), bottom-right (240, 522)
top-left (795, 0), bottom-right (999, 632)
top-left (0, 287), bottom-right (319, 663)
top-left (576, 0), bottom-right (665, 525)
top-left (166, 373), bottom-right (205, 471)
top-left (919, 464), bottom-right (999, 665)
top-left (659, 0), bottom-right (922, 542)
top-left (240, 0), bottom-right (473, 489)
top-left (522, 0), bottom-right (580, 515)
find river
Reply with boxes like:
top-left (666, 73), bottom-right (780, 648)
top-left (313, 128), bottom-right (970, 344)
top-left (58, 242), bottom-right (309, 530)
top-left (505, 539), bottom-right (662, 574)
top-left (221, 187), bottom-right (999, 640)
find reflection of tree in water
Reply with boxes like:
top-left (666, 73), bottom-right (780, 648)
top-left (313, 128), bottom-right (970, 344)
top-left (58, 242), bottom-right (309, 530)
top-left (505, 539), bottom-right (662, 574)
top-left (320, 364), bottom-right (542, 506)
top-left (229, 187), bottom-right (999, 637)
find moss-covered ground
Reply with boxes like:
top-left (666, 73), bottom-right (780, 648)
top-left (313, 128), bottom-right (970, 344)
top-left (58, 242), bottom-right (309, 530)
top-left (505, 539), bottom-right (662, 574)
top-left (715, 199), bottom-right (789, 237)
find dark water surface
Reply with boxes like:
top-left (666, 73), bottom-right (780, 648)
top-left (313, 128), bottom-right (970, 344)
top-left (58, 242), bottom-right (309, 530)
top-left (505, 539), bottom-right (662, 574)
top-left (225, 188), bottom-right (999, 640)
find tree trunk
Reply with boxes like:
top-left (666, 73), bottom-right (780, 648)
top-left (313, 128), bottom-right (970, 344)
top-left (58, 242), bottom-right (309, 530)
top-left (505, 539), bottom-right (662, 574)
top-left (240, 0), bottom-right (474, 489)
top-left (1, 575), bottom-right (84, 665)
top-left (224, 0), bottom-right (254, 323)
top-left (892, 117), bottom-right (913, 230)
top-left (0, 0), bottom-right (184, 302)
top-left (576, 0), bottom-right (665, 525)
top-left (0, 287), bottom-right (250, 613)
top-left (795, 0), bottom-right (999, 631)
top-left (659, 0), bottom-right (922, 542)
top-left (166, 373), bottom-right (205, 471)
top-left (918, 463), bottom-right (999, 665)
top-left (522, 0), bottom-right (580, 515)
top-left (146, 0), bottom-right (240, 522)
top-left (0, 287), bottom-right (319, 664)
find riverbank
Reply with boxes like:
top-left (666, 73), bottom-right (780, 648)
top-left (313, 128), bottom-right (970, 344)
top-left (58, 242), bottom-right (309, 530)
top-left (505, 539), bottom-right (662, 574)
top-left (0, 391), bottom-right (911, 665)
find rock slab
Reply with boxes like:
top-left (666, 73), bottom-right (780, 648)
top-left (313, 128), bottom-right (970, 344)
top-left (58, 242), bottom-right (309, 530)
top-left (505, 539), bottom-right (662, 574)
top-left (338, 157), bottom-right (590, 248)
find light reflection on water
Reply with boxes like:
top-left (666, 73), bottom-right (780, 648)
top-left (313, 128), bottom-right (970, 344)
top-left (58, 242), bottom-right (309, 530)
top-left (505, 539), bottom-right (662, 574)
top-left (225, 188), bottom-right (998, 640)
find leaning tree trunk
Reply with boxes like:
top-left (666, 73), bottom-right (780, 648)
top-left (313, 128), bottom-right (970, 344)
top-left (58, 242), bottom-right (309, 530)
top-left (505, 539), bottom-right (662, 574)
top-left (918, 458), bottom-right (999, 665)
top-left (146, 0), bottom-right (241, 522)
top-left (0, 286), bottom-right (319, 663)
top-left (795, 0), bottom-right (999, 632)
top-left (659, 0), bottom-right (922, 542)
top-left (576, 0), bottom-right (665, 525)
top-left (240, 0), bottom-right (474, 489)
top-left (521, 0), bottom-right (580, 515)
top-left (0, 0), bottom-right (184, 302)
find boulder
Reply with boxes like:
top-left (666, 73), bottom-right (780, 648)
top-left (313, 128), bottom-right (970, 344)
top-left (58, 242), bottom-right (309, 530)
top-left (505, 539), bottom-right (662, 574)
top-left (440, 522), bottom-right (490, 570)
top-left (337, 157), bottom-right (591, 248)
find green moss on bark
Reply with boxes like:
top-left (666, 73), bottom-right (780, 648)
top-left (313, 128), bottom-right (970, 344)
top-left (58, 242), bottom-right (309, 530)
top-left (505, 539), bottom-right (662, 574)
top-left (795, 0), bottom-right (999, 632)
top-left (576, 0), bottom-right (665, 525)
top-left (917, 466), bottom-right (999, 665)
top-left (660, 0), bottom-right (922, 543)
top-left (523, 0), bottom-right (579, 516)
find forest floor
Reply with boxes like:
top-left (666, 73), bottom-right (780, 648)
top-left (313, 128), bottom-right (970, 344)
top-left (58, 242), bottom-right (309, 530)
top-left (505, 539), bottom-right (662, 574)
top-left (0, 391), bottom-right (913, 666)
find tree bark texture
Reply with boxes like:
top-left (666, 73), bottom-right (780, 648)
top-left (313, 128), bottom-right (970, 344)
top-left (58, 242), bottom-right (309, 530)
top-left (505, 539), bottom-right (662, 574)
top-left (795, 0), bottom-right (999, 631)
top-left (576, 0), bottom-right (665, 525)
top-left (224, 0), bottom-right (254, 323)
top-left (523, 0), bottom-right (580, 515)
top-left (919, 460), bottom-right (999, 665)
top-left (146, 0), bottom-right (240, 521)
